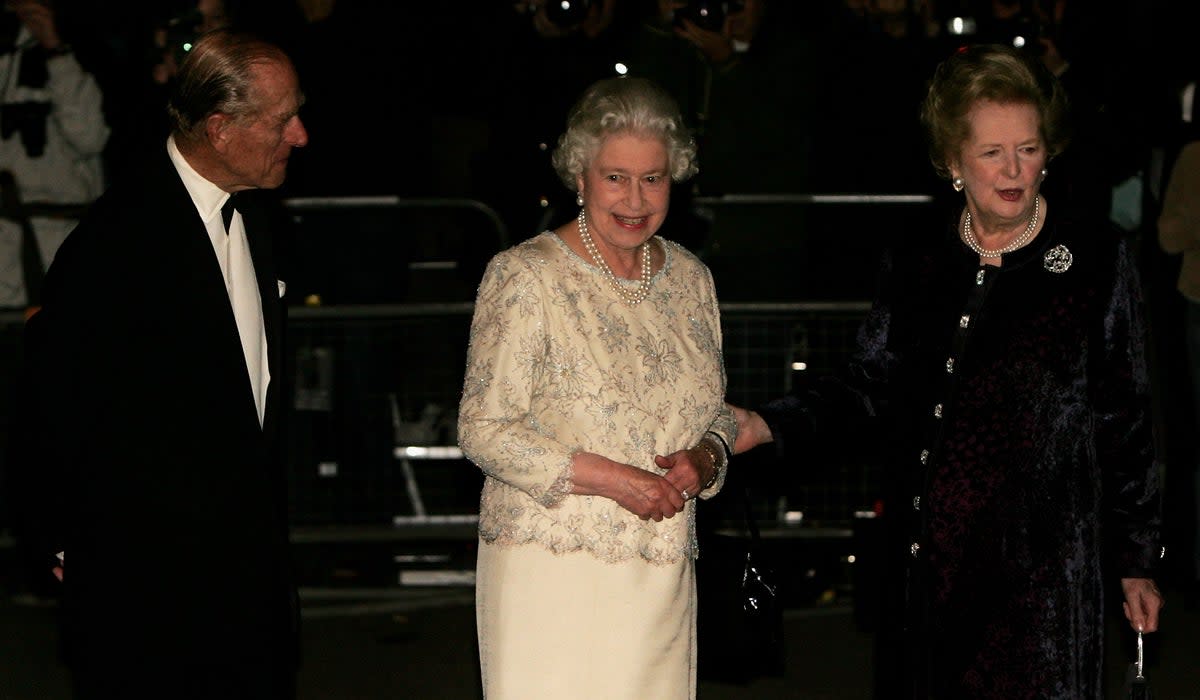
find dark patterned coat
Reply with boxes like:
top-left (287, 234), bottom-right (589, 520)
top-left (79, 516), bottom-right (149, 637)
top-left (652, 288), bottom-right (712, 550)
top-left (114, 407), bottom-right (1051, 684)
top-left (759, 207), bottom-right (1162, 699)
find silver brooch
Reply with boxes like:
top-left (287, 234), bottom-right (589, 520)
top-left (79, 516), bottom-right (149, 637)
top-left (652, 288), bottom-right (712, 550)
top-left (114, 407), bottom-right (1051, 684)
top-left (1043, 245), bottom-right (1073, 273)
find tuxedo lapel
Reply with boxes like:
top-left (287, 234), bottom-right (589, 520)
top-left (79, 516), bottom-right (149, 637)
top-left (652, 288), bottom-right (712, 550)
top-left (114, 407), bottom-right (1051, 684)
top-left (239, 196), bottom-right (283, 436)
top-left (150, 153), bottom-right (265, 432)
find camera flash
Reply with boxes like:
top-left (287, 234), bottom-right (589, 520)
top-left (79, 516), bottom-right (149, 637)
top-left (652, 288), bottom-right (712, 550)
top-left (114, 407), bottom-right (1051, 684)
top-left (947, 17), bottom-right (977, 36)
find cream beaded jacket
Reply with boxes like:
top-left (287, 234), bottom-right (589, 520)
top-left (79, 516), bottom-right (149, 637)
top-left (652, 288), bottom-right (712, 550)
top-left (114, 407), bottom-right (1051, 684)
top-left (458, 232), bottom-right (737, 565)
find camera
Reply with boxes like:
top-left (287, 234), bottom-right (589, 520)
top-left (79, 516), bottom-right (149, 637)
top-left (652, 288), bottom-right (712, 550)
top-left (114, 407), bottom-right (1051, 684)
top-left (996, 14), bottom-right (1044, 52)
top-left (544, 0), bottom-right (592, 29)
top-left (162, 8), bottom-right (204, 66)
top-left (972, 10), bottom-right (1048, 55)
top-left (673, 1), bottom-right (744, 33)
top-left (0, 101), bottom-right (51, 158)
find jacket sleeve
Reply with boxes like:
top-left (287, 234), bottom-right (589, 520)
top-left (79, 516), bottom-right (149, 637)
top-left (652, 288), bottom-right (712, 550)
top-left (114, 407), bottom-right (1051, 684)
top-left (457, 252), bottom-right (575, 508)
top-left (12, 219), bottom-right (102, 559)
top-left (699, 263), bottom-right (735, 498)
top-left (756, 250), bottom-right (897, 460)
top-left (1095, 237), bottom-right (1163, 578)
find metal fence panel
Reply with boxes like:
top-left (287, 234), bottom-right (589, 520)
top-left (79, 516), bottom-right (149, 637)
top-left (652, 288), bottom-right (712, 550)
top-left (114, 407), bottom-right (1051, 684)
top-left (284, 303), bottom-right (876, 528)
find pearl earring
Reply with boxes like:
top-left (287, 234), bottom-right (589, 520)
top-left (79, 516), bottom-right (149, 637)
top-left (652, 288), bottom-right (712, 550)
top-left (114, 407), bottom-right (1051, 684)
top-left (1040, 168), bottom-right (1048, 179)
top-left (952, 177), bottom-right (964, 192)
top-left (576, 193), bottom-right (585, 207)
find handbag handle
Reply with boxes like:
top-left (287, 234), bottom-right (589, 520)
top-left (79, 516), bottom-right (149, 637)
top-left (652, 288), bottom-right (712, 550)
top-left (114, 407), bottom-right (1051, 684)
top-left (1136, 631), bottom-right (1144, 680)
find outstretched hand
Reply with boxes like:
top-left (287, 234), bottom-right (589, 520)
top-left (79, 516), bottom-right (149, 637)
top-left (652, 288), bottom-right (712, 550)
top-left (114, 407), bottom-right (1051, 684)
top-left (730, 403), bottom-right (773, 454)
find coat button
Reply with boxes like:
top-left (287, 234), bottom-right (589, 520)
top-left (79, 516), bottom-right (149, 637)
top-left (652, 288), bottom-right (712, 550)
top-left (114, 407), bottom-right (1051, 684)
top-left (959, 315), bottom-right (970, 328)
top-left (919, 449), bottom-right (929, 464)
top-left (945, 358), bottom-right (955, 374)
top-left (912, 496), bottom-right (921, 511)
top-left (910, 542), bottom-right (921, 557)
top-left (933, 404), bottom-right (943, 418)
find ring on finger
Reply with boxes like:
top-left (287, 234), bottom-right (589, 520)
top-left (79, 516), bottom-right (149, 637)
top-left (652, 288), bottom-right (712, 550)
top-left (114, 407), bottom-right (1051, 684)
top-left (682, 489), bottom-right (689, 500)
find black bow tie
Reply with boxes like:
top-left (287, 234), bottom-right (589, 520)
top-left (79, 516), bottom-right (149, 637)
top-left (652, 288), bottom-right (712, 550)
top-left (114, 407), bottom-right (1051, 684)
top-left (221, 194), bottom-right (238, 233)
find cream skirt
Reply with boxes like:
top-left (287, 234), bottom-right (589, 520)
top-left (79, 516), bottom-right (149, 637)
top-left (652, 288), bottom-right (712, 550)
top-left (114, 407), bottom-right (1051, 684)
top-left (476, 540), bottom-right (696, 699)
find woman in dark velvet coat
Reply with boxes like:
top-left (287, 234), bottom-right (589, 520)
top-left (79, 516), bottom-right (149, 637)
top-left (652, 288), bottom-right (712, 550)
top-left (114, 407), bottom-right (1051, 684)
top-left (733, 45), bottom-right (1164, 698)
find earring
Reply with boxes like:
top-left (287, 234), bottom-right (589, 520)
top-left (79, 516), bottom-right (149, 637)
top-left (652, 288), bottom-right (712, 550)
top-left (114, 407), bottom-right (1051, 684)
top-left (1040, 168), bottom-right (1048, 179)
top-left (952, 177), bottom-right (964, 192)
top-left (576, 193), bottom-right (585, 207)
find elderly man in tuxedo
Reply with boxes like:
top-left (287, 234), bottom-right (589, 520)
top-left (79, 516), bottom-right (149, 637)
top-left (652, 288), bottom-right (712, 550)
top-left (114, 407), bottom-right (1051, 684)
top-left (20, 28), bottom-right (307, 698)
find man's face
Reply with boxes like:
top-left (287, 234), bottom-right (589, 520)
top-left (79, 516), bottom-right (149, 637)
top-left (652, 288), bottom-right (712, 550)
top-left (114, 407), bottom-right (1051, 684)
top-left (221, 59), bottom-right (307, 191)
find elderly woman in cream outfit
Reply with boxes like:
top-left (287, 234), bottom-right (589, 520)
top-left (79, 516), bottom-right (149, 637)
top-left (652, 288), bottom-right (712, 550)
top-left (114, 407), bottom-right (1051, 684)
top-left (458, 77), bottom-right (736, 699)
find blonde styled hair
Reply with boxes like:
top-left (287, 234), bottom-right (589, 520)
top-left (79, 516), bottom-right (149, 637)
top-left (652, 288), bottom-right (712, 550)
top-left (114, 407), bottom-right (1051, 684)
top-left (921, 44), bottom-right (1069, 179)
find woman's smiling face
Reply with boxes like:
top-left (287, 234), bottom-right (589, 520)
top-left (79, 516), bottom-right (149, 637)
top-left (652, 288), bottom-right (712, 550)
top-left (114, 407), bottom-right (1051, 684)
top-left (576, 131), bottom-right (671, 255)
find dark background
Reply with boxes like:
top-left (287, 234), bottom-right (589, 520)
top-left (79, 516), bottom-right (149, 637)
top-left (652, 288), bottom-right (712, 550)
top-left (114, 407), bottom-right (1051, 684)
top-left (2, 1), bottom-right (1199, 696)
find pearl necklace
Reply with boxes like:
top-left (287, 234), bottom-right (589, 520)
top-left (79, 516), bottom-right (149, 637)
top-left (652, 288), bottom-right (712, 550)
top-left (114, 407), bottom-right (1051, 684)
top-left (577, 209), bottom-right (653, 306)
top-left (962, 194), bottom-right (1041, 258)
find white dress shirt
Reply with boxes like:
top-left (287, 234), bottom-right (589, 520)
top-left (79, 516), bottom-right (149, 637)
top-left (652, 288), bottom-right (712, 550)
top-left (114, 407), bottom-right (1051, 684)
top-left (166, 136), bottom-right (270, 426)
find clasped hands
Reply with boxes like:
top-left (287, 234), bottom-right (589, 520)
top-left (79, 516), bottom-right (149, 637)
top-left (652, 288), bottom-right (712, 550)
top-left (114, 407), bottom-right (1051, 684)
top-left (571, 444), bottom-right (718, 522)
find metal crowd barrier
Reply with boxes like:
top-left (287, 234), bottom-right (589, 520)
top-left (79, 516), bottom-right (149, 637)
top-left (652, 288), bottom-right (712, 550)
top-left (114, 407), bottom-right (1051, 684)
top-left (283, 301), bottom-right (875, 529)
top-left (1, 196), bottom-right (936, 536)
top-left (281, 196), bottom-right (509, 306)
top-left (695, 194), bottom-right (934, 205)
top-left (282, 300), bottom-right (878, 595)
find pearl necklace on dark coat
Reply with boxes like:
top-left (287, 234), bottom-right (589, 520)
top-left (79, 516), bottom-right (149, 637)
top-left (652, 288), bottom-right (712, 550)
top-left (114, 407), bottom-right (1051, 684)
top-left (962, 194), bottom-right (1041, 258)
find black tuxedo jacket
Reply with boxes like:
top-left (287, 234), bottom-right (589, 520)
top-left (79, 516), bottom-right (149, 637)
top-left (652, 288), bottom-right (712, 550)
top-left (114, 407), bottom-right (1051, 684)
top-left (23, 147), bottom-right (298, 675)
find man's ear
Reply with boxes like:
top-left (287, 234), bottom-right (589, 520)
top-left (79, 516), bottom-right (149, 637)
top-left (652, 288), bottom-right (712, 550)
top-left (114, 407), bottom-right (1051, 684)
top-left (206, 112), bottom-right (234, 154)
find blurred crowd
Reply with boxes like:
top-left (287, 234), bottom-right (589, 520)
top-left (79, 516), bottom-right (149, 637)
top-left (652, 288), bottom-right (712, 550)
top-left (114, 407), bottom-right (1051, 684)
top-left (0, 0), bottom-right (1196, 245)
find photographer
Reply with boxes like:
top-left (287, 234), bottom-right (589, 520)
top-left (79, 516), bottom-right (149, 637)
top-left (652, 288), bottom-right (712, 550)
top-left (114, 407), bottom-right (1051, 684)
top-left (428, 1), bottom-right (635, 236)
top-left (660, 0), bottom-right (761, 68)
top-left (519, 0), bottom-right (618, 40)
top-left (627, 0), bottom-right (816, 196)
top-left (0, 0), bottom-right (108, 309)
top-left (149, 0), bottom-right (231, 86)
top-left (968, 0), bottom-right (1148, 224)
top-left (1, 0), bottom-right (107, 611)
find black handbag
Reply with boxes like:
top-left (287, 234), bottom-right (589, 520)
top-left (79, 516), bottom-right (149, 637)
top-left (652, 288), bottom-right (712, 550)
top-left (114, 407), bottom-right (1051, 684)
top-left (696, 488), bottom-right (785, 683)
top-left (1123, 631), bottom-right (1154, 699)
